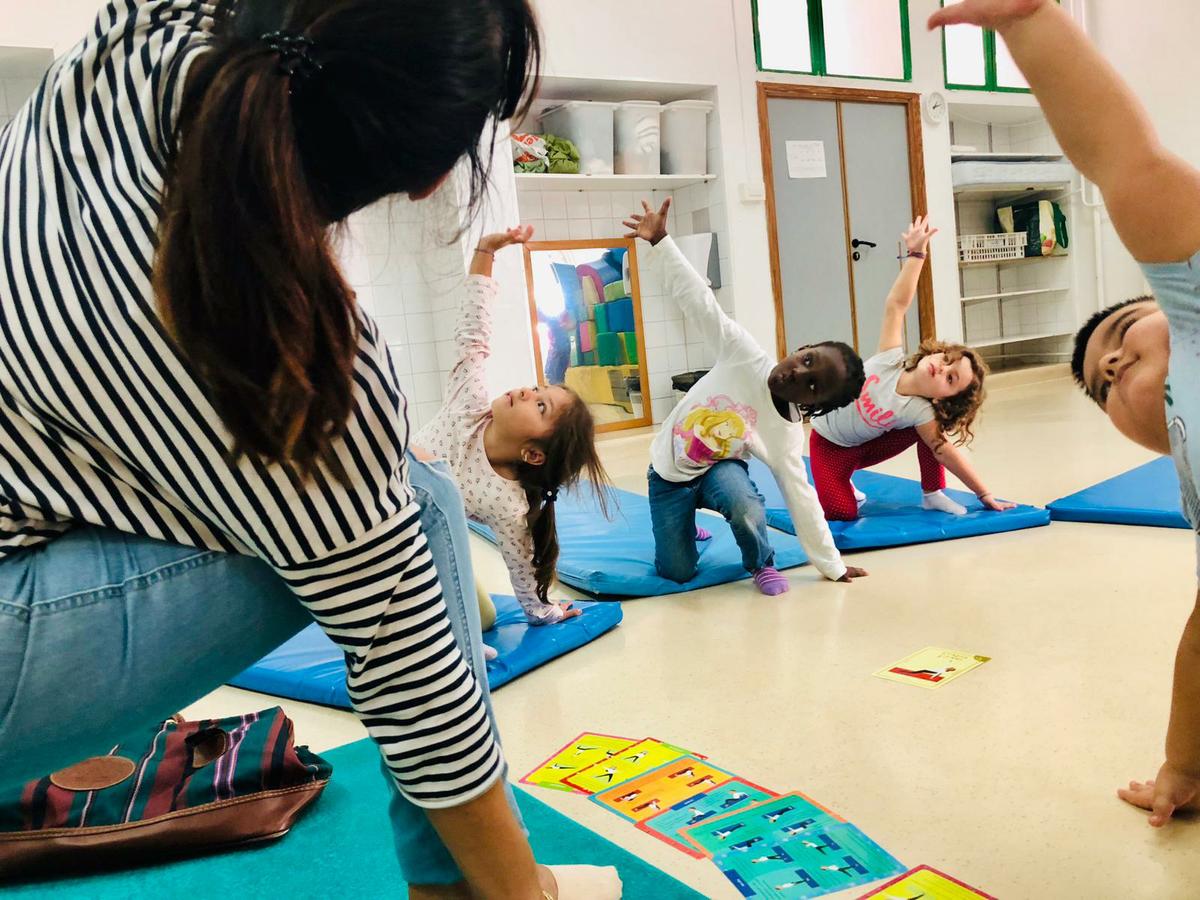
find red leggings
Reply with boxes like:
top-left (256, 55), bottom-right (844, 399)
top-left (809, 428), bottom-right (945, 521)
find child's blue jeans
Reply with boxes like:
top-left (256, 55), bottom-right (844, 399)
top-left (647, 459), bottom-right (775, 582)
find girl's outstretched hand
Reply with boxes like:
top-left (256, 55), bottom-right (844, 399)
top-left (554, 599), bottom-right (581, 622)
top-left (928, 0), bottom-right (1047, 31)
top-left (478, 225), bottom-right (534, 254)
top-left (623, 199), bottom-right (671, 246)
top-left (902, 215), bottom-right (938, 254)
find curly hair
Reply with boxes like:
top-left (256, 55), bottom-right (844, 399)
top-left (903, 339), bottom-right (989, 447)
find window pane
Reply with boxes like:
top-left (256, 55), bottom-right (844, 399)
top-left (756, 0), bottom-right (813, 73)
top-left (821, 0), bottom-right (906, 80)
top-left (944, 22), bottom-right (986, 86)
top-left (994, 31), bottom-right (1029, 89)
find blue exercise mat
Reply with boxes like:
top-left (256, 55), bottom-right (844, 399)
top-left (4, 739), bottom-right (704, 899)
top-left (1047, 457), bottom-right (1188, 528)
top-left (229, 594), bottom-right (622, 708)
top-left (468, 484), bottom-right (810, 597)
top-left (746, 457), bottom-right (1050, 549)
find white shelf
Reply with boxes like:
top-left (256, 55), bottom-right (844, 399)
top-left (953, 182), bottom-right (1071, 201)
top-left (951, 152), bottom-right (1064, 162)
top-left (970, 330), bottom-right (1072, 348)
top-left (959, 254), bottom-right (1069, 269)
top-left (514, 173), bottom-right (716, 192)
top-left (961, 287), bottom-right (1070, 304)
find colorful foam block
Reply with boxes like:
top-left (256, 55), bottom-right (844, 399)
top-left (551, 262), bottom-right (585, 322)
top-left (580, 350), bottom-right (596, 366)
top-left (619, 331), bottom-right (638, 364)
top-left (607, 297), bottom-right (635, 333)
top-left (576, 321), bottom-right (595, 353)
top-left (603, 281), bottom-right (628, 303)
top-left (594, 302), bottom-right (609, 334)
top-left (596, 331), bottom-right (623, 366)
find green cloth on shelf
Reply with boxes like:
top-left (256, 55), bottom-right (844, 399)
top-left (544, 133), bottom-right (581, 175)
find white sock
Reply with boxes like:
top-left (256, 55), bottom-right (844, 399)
top-left (922, 490), bottom-right (967, 516)
top-left (546, 865), bottom-right (622, 899)
top-left (852, 485), bottom-right (866, 506)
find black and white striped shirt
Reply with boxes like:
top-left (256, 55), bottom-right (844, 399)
top-left (0, 0), bottom-right (501, 808)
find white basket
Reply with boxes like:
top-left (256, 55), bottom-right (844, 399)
top-left (957, 232), bottom-right (1027, 263)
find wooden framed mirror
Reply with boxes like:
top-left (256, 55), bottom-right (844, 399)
top-left (523, 238), bottom-right (651, 432)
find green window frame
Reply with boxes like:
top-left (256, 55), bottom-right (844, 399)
top-left (939, 0), bottom-right (1061, 93)
top-left (752, 0), bottom-right (913, 83)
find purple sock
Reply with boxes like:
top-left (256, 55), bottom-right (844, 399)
top-left (752, 566), bottom-right (790, 596)
top-left (695, 525), bottom-right (712, 541)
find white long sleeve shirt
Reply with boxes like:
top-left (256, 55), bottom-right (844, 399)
top-left (646, 238), bottom-right (847, 581)
top-left (415, 277), bottom-right (564, 624)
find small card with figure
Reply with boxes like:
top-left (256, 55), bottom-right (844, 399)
top-left (873, 647), bottom-right (990, 690)
top-left (856, 864), bottom-right (998, 899)
top-left (636, 777), bottom-right (778, 856)
top-left (520, 732), bottom-right (637, 792)
top-left (564, 737), bottom-right (695, 794)
top-left (590, 756), bottom-right (740, 823)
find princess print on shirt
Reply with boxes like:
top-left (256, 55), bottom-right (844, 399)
top-left (673, 396), bottom-right (757, 466)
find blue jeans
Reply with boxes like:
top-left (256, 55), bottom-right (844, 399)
top-left (0, 455), bottom-right (518, 885)
top-left (647, 459), bottom-right (775, 582)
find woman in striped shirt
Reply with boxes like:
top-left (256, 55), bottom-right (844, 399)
top-left (0, 1), bottom-right (618, 896)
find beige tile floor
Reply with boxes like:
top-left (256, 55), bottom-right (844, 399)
top-left (187, 366), bottom-right (1200, 899)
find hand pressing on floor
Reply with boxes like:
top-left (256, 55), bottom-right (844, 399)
top-left (835, 566), bottom-right (869, 583)
top-left (1118, 763), bottom-right (1200, 826)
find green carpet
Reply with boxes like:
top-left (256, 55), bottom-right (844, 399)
top-left (5, 739), bottom-right (705, 898)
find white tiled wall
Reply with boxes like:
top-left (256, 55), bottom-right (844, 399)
top-left (0, 75), bottom-right (42, 131)
top-left (516, 176), bottom-right (732, 422)
top-left (339, 190), bottom-right (467, 432)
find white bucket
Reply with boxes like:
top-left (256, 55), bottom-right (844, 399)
top-left (660, 99), bottom-right (714, 175)
top-left (540, 100), bottom-right (617, 175)
top-left (614, 101), bottom-right (662, 175)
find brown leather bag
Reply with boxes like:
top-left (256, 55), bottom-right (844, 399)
top-left (0, 707), bottom-right (331, 880)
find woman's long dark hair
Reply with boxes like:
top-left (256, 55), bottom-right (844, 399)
top-left (155, 0), bottom-right (540, 475)
top-left (515, 389), bottom-right (609, 603)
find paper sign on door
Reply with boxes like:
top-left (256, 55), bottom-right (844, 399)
top-left (785, 140), bottom-right (826, 179)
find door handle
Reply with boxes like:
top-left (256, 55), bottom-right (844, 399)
top-left (851, 238), bottom-right (876, 249)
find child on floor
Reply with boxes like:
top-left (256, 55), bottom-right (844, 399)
top-left (412, 226), bottom-right (608, 625)
top-left (623, 200), bottom-right (868, 593)
top-left (809, 216), bottom-right (1015, 521)
top-left (931, 0), bottom-right (1200, 825)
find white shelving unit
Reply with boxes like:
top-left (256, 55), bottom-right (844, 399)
top-left (950, 106), bottom-right (1087, 365)
top-left (514, 173), bottom-right (716, 193)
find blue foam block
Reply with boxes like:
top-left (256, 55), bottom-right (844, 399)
top-left (746, 457), bottom-right (1049, 549)
top-left (468, 484), bottom-right (809, 597)
top-left (1048, 457), bottom-right (1187, 528)
top-left (229, 595), bottom-right (623, 708)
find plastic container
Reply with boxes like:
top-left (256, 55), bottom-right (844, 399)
top-left (540, 101), bottom-right (617, 175)
top-left (614, 101), bottom-right (662, 175)
top-left (957, 232), bottom-right (1027, 263)
top-left (660, 99), bottom-right (714, 175)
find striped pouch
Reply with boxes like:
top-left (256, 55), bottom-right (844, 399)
top-left (0, 707), bottom-right (331, 879)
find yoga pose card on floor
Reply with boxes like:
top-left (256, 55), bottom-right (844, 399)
top-left (680, 792), bottom-right (843, 858)
top-left (564, 737), bottom-right (693, 794)
top-left (712, 821), bottom-right (905, 899)
top-left (873, 647), bottom-right (991, 690)
top-left (857, 865), bottom-right (997, 899)
top-left (637, 778), bottom-right (779, 856)
top-left (590, 756), bottom-right (739, 823)
top-left (521, 732), bottom-right (637, 792)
